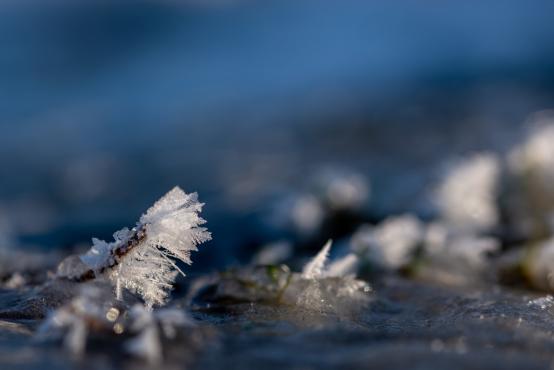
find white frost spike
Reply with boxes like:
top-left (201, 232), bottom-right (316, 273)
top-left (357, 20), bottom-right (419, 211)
top-left (325, 253), bottom-right (359, 278)
top-left (78, 186), bottom-right (211, 308)
top-left (302, 240), bottom-right (332, 279)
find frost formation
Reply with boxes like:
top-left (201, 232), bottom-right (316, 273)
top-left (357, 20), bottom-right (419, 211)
top-left (434, 153), bottom-right (500, 233)
top-left (77, 187), bottom-right (211, 308)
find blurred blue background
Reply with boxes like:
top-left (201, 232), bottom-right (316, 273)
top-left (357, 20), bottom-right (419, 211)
top-left (2, 0), bottom-right (554, 268)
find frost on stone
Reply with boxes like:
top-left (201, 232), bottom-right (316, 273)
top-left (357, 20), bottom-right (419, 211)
top-left (507, 119), bottom-right (554, 237)
top-left (351, 215), bottom-right (424, 270)
top-left (59, 186), bottom-right (211, 309)
top-left (434, 153), bottom-right (500, 233)
top-left (125, 304), bottom-right (196, 364)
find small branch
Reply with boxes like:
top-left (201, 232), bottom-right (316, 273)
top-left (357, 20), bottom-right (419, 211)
top-left (64, 225), bottom-right (148, 283)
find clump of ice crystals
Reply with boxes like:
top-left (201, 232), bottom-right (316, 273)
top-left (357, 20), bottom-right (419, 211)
top-left (37, 285), bottom-right (197, 362)
top-left (524, 237), bottom-right (554, 291)
top-left (125, 304), bottom-right (196, 364)
top-left (37, 285), bottom-right (121, 356)
top-left (418, 222), bottom-right (499, 285)
top-left (507, 119), bottom-right (554, 237)
top-left (434, 153), bottom-right (500, 233)
top-left (64, 187), bottom-right (211, 309)
top-left (313, 168), bottom-right (370, 211)
top-left (351, 215), bottom-right (424, 270)
top-left (289, 240), bottom-right (371, 314)
top-left (528, 295), bottom-right (554, 310)
top-left (195, 241), bottom-right (371, 316)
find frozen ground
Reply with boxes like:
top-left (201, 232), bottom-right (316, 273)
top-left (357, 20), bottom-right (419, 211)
top-left (2, 277), bottom-right (554, 370)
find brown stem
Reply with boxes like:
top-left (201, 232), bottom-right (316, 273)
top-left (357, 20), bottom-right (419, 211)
top-left (64, 225), bottom-right (148, 282)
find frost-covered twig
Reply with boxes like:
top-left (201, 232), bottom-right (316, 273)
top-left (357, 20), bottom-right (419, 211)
top-left (58, 187), bottom-right (211, 308)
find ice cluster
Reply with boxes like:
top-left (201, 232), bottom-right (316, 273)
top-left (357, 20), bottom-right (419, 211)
top-left (38, 285), bottom-right (197, 363)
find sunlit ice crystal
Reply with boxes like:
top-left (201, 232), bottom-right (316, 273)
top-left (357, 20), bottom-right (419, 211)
top-left (59, 186), bottom-right (211, 309)
top-left (290, 240), bottom-right (371, 315)
top-left (313, 167), bottom-right (370, 211)
top-left (524, 237), bottom-right (554, 291)
top-left (507, 115), bottom-right (554, 237)
top-left (417, 222), bottom-right (499, 286)
top-left (351, 214), bottom-right (424, 270)
top-left (434, 153), bottom-right (500, 233)
top-left (125, 304), bottom-right (196, 364)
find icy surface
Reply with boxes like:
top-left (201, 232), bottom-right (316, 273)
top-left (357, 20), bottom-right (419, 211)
top-left (4, 277), bottom-right (554, 369)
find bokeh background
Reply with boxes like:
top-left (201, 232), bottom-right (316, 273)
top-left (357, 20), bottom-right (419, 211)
top-left (2, 0), bottom-right (554, 271)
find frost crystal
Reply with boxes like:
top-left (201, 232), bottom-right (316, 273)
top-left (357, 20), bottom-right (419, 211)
top-left (434, 153), bottom-right (500, 232)
top-left (525, 237), bottom-right (554, 291)
top-left (125, 304), bottom-right (195, 364)
top-left (37, 285), bottom-right (115, 356)
top-left (251, 241), bottom-right (293, 265)
top-left (528, 295), bottom-right (554, 310)
top-left (293, 241), bottom-right (371, 314)
top-left (72, 187), bottom-right (211, 308)
top-left (314, 169), bottom-right (370, 211)
top-left (352, 215), bottom-right (424, 270)
top-left (302, 239), bottom-right (332, 279)
top-left (507, 120), bottom-right (554, 236)
top-left (417, 222), bottom-right (499, 285)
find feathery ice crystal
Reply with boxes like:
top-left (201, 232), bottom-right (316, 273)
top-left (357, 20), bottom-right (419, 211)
top-left (67, 187), bottom-right (211, 308)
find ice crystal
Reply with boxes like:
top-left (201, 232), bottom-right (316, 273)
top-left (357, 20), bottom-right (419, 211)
top-left (194, 242), bottom-right (370, 316)
top-left (424, 222), bottom-right (499, 269)
top-left (525, 237), bottom-right (554, 291)
top-left (351, 215), bottom-right (424, 270)
top-left (314, 168), bottom-right (370, 211)
top-left (302, 239), bottom-right (332, 279)
top-left (38, 285), bottom-right (196, 362)
top-left (417, 222), bottom-right (499, 285)
top-left (290, 194), bottom-right (325, 236)
top-left (125, 304), bottom-right (195, 364)
top-left (65, 187), bottom-right (211, 309)
top-left (292, 241), bottom-right (371, 314)
top-left (37, 285), bottom-right (117, 356)
top-left (251, 240), bottom-right (293, 265)
top-left (434, 153), bottom-right (500, 233)
top-left (528, 295), bottom-right (554, 310)
top-left (507, 120), bottom-right (554, 237)
top-left (325, 253), bottom-right (360, 278)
